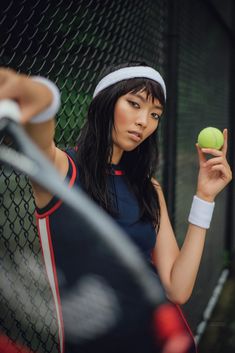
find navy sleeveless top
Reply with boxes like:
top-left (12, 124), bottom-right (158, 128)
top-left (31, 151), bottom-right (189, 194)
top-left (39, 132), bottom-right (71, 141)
top-left (36, 149), bottom-right (157, 262)
top-left (35, 151), bottom-right (197, 353)
top-left (35, 150), bottom-right (157, 351)
top-left (108, 163), bottom-right (157, 261)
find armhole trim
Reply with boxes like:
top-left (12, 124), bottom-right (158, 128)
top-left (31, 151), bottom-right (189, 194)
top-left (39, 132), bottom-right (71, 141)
top-left (35, 153), bottom-right (77, 219)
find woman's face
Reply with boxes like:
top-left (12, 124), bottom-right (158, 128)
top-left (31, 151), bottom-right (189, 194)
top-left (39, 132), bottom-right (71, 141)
top-left (112, 90), bottom-right (163, 163)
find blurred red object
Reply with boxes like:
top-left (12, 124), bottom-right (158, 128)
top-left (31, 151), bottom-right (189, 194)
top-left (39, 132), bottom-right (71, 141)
top-left (0, 334), bottom-right (34, 353)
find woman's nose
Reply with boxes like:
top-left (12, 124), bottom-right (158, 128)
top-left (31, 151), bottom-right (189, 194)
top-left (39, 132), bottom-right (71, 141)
top-left (135, 113), bottom-right (148, 128)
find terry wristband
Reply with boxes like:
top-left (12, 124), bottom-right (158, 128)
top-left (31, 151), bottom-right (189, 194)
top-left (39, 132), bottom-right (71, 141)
top-left (30, 76), bottom-right (61, 124)
top-left (188, 195), bottom-right (215, 229)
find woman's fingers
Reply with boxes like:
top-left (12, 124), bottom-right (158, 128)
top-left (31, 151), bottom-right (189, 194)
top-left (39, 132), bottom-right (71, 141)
top-left (200, 148), bottom-right (223, 157)
top-left (203, 154), bottom-right (230, 168)
top-left (201, 150), bottom-right (231, 177)
top-left (211, 164), bottom-right (232, 180)
top-left (197, 137), bottom-right (232, 183)
top-left (196, 143), bottom-right (207, 164)
top-left (0, 67), bottom-right (53, 124)
top-left (203, 156), bottom-right (224, 167)
top-left (222, 128), bottom-right (228, 155)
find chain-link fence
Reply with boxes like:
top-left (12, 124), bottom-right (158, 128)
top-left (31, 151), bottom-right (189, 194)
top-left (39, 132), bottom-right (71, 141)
top-left (0, 0), bottom-right (234, 352)
top-left (0, 0), bottom-right (168, 351)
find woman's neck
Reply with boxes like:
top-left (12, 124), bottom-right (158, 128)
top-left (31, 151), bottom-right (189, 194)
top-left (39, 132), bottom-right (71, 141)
top-left (111, 145), bottom-right (123, 165)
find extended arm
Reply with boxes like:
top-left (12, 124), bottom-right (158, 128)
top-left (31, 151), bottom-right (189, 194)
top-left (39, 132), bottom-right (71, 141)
top-left (153, 131), bottom-right (232, 304)
top-left (0, 68), bottom-right (68, 207)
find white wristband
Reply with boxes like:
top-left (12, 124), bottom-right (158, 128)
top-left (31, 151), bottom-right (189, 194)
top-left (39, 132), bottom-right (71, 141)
top-left (188, 195), bottom-right (215, 229)
top-left (30, 76), bottom-right (61, 124)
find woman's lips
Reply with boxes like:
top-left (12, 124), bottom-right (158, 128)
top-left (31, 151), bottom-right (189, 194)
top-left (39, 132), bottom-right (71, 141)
top-left (127, 131), bottom-right (142, 142)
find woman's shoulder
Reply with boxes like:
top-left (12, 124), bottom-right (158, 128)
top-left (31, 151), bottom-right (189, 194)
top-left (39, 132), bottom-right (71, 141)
top-left (35, 147), bottom-right (79, 213)
top-left (64, 147), bottom-right (80, 181)
top-left (65, 146), bottom-right (78, 161)
top-left (151, 177), bottom-right (166, 206)
top-left (151, 176), bottom-right (161, 190)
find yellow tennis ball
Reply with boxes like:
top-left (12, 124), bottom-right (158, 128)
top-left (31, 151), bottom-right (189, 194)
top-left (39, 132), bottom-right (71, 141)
top-left (197, 127), bottom-right (224, 150)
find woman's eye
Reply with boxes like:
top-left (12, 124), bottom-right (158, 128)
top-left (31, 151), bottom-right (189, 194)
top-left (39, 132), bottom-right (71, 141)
top-left (151, 113), bottom-right (160, 120)
top-left (128, 100), bottom-right (140, 108)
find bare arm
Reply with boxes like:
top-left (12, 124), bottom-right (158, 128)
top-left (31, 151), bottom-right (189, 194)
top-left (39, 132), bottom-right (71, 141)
top-left (0, 68), bottom-right (68, 207)
top-left (24, 120), bottom-right (68, 208)
top-left (153, 130), bottom-right (232, 304)
top-left (153, 184), bottom-right (207, 304)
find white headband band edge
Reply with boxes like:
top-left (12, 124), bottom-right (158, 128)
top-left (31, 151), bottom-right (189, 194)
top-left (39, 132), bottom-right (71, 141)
top-left (93, 66), bottom-right (166, 100)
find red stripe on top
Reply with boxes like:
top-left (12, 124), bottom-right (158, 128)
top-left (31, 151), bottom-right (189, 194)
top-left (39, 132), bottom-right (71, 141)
top-left (0, 334), bottom-right (35, 353)
top-left (113, 170), bottom-right (124, 175)
top-left (35, 153), bottom-right (77, 219)
top-left (153, 303), bottom-right (197, 352)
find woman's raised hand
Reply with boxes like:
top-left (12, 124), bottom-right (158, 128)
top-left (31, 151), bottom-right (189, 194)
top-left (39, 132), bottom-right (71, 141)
top-left (196, 129), bottom-right (232, 202)
top-left (0, 68), bottom-right (53, 124)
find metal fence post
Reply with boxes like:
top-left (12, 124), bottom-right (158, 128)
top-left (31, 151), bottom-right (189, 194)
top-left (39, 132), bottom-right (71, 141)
top-left (226, 2), bottom-right (235, 262)
top-left (163, 0), bottom-right (180, 225)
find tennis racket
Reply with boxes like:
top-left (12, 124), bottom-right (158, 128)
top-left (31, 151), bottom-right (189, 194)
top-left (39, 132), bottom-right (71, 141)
top-left (0, 100), bottom-right (196, 353)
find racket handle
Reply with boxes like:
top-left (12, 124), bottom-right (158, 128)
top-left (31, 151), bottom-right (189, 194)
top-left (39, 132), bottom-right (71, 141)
top-left (0, 334), bottom-right (35, 353)
top-left (153, 304), bottom-right (195, 353)
top-left (0, 99), bottom-right (21, 122)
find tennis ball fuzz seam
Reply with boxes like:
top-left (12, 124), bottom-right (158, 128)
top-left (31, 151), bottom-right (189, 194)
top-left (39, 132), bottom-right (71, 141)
top-left (197, 127), bottom-right (224, 150)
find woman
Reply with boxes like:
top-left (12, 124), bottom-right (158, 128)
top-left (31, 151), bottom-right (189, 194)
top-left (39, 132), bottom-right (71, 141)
top-left (0, 62), bottom-right (232, 352)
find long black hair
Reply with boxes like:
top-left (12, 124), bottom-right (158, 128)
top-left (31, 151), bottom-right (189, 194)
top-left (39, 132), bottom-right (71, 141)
top-left (76, 62), bottom-right (165, 231)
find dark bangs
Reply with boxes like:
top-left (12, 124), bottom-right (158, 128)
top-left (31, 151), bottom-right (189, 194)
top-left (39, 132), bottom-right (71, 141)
top-left (123, 78), bottom-right (165, 108)
top-left (103, 77), bottom-right (165, 110)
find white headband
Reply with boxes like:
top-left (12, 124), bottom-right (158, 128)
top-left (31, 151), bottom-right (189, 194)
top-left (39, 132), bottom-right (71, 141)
top-left (93, 66), bottom-right (166, 100)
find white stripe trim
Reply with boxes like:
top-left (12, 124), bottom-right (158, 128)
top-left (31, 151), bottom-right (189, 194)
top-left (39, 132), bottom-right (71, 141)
top-left (38, 218), bottom-right (64, 353)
